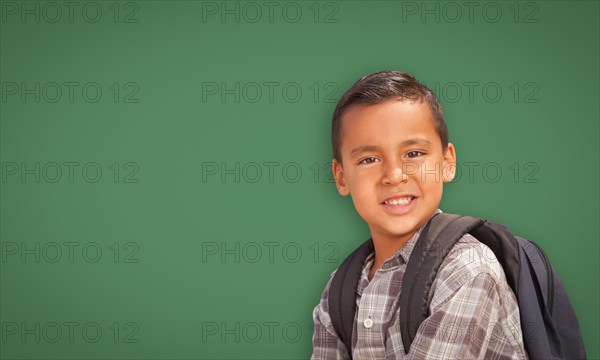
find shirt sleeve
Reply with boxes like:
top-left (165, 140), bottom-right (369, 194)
top-left (310, 273), bottom-right (351, 360)
top-left (403, 271), bottom-right (527, 360)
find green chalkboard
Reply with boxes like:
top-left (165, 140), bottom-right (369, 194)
top-left (1, 1), bottom-right (598, 359)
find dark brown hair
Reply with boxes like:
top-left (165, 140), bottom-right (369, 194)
top-left (331, 70), bottom-right (448, 163)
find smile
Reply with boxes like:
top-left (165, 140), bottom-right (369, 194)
top-left (380, 196), bottom-right (418, 215)
top-left (383, 196), bottom-right (415, 205)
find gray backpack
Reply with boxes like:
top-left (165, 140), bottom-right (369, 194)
top-left (328, 212), bottom-right (587, 359)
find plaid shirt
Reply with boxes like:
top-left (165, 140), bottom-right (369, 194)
top-left (311, 209), bottom-right (529, 359)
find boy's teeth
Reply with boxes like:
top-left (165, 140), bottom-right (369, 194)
top-left (385, 196), bottom-right (414, 205)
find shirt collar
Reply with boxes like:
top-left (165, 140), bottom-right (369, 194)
top-left (364, 208), bottom-right (443, 270)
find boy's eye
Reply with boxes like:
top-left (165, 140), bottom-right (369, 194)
top-left (406, 151), bottom-right (424, 158)
top-left (359, 156), bottom-right (379, 165)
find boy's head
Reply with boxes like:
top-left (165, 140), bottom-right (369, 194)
top-left (331, 70), bottom-right (457, 244)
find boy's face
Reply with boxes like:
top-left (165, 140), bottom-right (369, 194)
top-left (332, 99), bottom-right (456, 244)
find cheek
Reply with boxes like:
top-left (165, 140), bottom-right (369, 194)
top-left (349, 176), bottom-right (378, 206)
top-left (348, 169), bottom-right (373, 190)
top-left (421, 179), bottom-right (444, 201)
top-left (353, 184), bottom-right (376, 203)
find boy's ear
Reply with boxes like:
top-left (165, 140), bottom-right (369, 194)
top-left (442, 143), bottom-right (457, 183)
top-left (332, 159), bottom-right (350, 196)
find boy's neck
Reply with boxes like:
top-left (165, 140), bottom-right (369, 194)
top-left (367, 209), bottom-right (441, 281)
top-left (368, 229), bottom-right (416, 281)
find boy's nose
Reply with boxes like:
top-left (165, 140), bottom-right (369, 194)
top-left (381, 163), bottom-right (409, 185)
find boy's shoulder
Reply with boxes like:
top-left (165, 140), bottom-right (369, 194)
top-left (428, 232), bottom-right (513, 310)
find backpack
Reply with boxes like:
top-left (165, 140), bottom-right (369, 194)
top-left (328, 212), bottom-right (587, 359)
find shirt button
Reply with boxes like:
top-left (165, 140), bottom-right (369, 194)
top-left (363, 318), bottom-right (373, 328)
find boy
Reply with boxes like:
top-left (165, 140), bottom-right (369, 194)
top-left (311, 71), bottom-right (528, 359)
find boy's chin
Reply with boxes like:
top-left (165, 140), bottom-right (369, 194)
top-left (383, 225), bottom-right (419, 239)
top-left (373, 209), bottom-right (438, 239)
top-left (371, 219), bottom-right (422, 241)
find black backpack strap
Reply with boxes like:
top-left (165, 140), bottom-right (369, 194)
top-left (469, 221), bottom-right (521, 293)
top-left (399, 213), bottom-right (485, 354)
top-left (328, 238), bottom-right (374, 357)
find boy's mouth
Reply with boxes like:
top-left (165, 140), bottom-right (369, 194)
top-left (382, 196), bottom-right (416, 205)
top-left (380, 195), bottom-right (418, 215)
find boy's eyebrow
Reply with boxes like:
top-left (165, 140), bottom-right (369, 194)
top-left (350, 138), bottom-right (432, 157)
top-left (350, 145), bottom-right (380, 157)
top-left (401, 138), bottom-right (432, 147)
